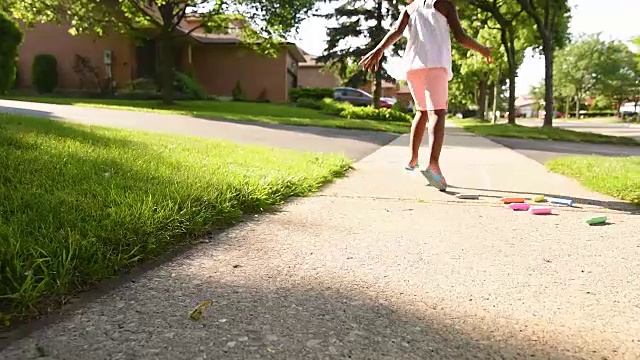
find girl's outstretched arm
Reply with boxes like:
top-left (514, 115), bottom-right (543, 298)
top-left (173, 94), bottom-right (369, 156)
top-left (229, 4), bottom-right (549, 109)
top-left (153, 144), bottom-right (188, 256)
top-left (359, 5), bottom-right (414, 72)
top-left (435, 0), bottom-right (492, 62)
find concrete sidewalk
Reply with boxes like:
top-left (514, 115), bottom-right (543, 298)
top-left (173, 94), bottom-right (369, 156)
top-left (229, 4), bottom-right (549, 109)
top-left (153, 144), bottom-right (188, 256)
top-left (2, 126), bottom-right (639, 359)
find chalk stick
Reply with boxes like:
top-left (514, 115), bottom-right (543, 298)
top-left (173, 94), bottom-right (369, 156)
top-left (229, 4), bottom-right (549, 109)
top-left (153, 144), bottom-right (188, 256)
top-left (585, 216), bottom-right (607, 225)
top-left (509, 203), bottom-right (530, 211)
top-left (547, 197), bottom-right (574, 206)
top-left (501, 197), bottom-right (527, 204)
top-left (456, 194), bottom-right (479, 200)
top-left (530, 206), bottom-right (553, 215)
top-left (532, 195), bottom-right (546, 202)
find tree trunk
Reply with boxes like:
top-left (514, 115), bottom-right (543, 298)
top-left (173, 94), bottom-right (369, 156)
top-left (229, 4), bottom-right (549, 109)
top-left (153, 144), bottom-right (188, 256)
top-left (478, 77), bottom-right (488, 120)
top-left (565, 96), bottom-right (570, 118)
top-left (507, 65), bottom-right (517, 125)
top-left (373, 69), bottom-right (382, 109)
top-left (492, 78), bottom-right (499, 123)
top-left (500, 25), bottom-right (517, 125)
top-left (373, 0), bottom-right (383, 109)
top-left (575, 92), bottom-right (581, 120)
top-left (542, 34), bottom-right (554, 127)
top-left (158, 38), bottom-right (175, 105)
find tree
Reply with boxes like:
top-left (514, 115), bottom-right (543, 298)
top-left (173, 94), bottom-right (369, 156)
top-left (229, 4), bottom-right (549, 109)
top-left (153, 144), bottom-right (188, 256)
top-left (464, 0), bottom-right (536, 125)
top-left (318, 0), bottom-right (405, 108)
top-left (553, 34), bottom-right (611, 118)
top-left (633, 36), bottom-right (640, 72)
top-left (515, 0), bottom-right (571, 126)
top-left (9, 0), bottom-right (318, 104)
top-left (0, 11), bottom-right (23, 94)
top-left (596, 41), bottom-right (639, 112)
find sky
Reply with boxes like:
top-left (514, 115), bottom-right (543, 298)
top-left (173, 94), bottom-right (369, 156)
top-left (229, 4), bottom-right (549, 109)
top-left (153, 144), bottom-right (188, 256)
top-left (290, 0), bottom-right (639, 96)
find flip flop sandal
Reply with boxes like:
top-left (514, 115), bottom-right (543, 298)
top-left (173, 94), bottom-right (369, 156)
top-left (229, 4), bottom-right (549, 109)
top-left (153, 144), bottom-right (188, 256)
top-left (405, 163), bottom-right (419, 171)
top-left (422, 168), bottom-right (447, 191)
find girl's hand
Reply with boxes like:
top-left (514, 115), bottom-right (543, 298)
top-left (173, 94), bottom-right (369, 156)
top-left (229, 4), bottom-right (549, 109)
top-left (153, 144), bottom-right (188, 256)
top-left (359, 48), bottom-right (384, 72)
top-left (480, 46), bottom-right (493, 64)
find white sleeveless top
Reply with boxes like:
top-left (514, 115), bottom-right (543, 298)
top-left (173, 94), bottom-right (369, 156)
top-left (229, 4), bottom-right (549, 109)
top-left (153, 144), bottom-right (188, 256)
top-left (402, 0), bottom-right (453, 80)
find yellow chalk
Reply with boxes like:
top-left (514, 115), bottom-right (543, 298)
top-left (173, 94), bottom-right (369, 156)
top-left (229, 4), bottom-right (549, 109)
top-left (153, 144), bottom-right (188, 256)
top-left (189, 299), bottom-right (212, 321)
top-left (532, 195), bottom-right (546, 202)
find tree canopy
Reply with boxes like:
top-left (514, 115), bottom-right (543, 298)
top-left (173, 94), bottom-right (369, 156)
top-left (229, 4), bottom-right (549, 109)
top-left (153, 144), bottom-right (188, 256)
top-left (552, 35), bottom-right (639, 113)
top-left (318, 0), bottom-right (405, 107)
top-left (9, 0), bottom-right (318, 103)
top-left (514, 0), bottom-right (571, 126)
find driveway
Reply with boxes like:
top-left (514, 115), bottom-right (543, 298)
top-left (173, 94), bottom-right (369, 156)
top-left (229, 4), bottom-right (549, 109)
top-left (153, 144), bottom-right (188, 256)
top-left (513, 118), bottom-right (640, 141)
top-left (0, 100), bottom-right (398, 161)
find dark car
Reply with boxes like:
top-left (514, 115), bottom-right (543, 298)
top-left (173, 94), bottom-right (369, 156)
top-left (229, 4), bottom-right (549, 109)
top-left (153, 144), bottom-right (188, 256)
top-left (333, 87), bottom-right (394, 109)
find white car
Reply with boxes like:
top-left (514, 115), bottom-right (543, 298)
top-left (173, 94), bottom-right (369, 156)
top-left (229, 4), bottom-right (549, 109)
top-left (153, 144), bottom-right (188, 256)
top-left (619, 102), bottom-right (639, 116)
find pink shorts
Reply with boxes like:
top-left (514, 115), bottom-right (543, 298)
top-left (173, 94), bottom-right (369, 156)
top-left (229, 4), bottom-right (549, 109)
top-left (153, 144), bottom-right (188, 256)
top-left (406, 67), bottom-right (449, 111)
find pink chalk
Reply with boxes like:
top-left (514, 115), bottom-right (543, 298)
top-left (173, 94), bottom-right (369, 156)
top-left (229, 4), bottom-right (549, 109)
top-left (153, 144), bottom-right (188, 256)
top-left (530, 206), bottom-right (553, 215)
top-left (509, 203), bottom-right (530, 211)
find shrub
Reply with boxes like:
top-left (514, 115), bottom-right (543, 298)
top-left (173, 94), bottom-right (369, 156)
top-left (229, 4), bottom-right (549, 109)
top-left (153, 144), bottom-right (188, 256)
top-left (0, 12), bottom-right (23, 94)
top-left (340, 106), bottom-right (412, 122)
top-left (289, 87), bottom-right (334, 102)
top-left (32, 54), bottom-right (59, 93)
top-left (72, 54), bottom-right (105, 93)
top-left (569, 110), bottom-right (617, 118)
top-left (296, 97), bottom-right (323, 110)
top-left (129, 77), bottom-right (158, 92)
top-left (174, 71), bottom-right (208, 100)
top-left (392, 100), bottom-right (408, 113)
top-left (320, 98), bottom-right (351, 116)
top-left (232, 81), bottom-right (245, 101)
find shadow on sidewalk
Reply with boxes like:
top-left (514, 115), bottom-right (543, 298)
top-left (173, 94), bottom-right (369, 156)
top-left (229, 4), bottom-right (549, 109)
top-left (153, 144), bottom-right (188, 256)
top-left (0, 107), bottom-right (62, 120)
top-left (447, 185), bottom-right (639, 215)
top-left (197, 116), bottom-right (401, 146)
top-left (1, 278), bottom-right (592, 359)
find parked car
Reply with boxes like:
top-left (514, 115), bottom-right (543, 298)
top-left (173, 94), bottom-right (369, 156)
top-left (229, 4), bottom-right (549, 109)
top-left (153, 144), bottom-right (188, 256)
top-left (619, 102), bottom-right (639, 117)
top-left (333, 87), bottom-right (394, 109)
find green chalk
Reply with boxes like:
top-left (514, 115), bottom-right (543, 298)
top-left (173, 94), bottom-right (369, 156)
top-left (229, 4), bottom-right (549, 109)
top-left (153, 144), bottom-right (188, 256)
top-left (585, 216), bottom-right (607, 225)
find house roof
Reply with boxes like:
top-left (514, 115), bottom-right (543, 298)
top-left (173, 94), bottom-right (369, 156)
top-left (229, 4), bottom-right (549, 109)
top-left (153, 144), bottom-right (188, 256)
top-left (176, 15), bottom-right (306, 62)
top-left (515, 96), bottom-right (536, 108)
top-left (298, 48), bottom-right (324, 68)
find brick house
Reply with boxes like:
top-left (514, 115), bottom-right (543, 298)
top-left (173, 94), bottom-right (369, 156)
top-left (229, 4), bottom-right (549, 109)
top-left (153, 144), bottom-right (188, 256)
top-left (297, 49), bottom-right (340, 89)
top-left (15, 16), bottom-right (306, 103)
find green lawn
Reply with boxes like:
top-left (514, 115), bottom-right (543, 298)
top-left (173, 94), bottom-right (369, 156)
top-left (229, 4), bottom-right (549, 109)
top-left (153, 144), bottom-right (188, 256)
top-left (546, 156), bottom-right (640, 204)
top-left (2, 96), bottom-right (411, 134)
top-left (0, 113), bottom-right (351, 324)
top-left (453, 118), bottom-right (639, 146)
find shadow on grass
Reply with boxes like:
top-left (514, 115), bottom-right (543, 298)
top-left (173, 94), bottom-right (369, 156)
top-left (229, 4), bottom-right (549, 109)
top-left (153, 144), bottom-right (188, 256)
top-left (0, 115), bottom-right (347, 332)
top-left (1, 274), bottom-right (590, 359)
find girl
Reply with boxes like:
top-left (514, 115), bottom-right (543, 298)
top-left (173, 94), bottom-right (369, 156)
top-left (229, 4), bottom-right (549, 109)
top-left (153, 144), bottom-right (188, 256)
top-left (359, 0), bottom-right (492, 191)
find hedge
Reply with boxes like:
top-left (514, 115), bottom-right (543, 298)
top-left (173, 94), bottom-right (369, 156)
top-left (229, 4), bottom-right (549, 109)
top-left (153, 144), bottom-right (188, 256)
top-left (289, 87), bottom-right (334, 102)
top-left (296, 98), bottom-right (411, 123)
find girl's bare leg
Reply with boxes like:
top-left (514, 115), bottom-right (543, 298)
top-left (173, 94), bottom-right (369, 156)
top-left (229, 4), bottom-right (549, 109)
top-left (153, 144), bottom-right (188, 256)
top-left (408, 110), bottom-right (429, 167)
top-left (427, 109), bottom-right (447, 174)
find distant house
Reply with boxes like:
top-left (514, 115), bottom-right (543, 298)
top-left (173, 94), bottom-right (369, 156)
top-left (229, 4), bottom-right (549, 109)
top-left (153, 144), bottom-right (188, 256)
top-left (297, 49), bottom-right (340, 89)
top-left (515, 95), bottom-right (538, 118)
top-left (15, 15), bottom-right (306, 103)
